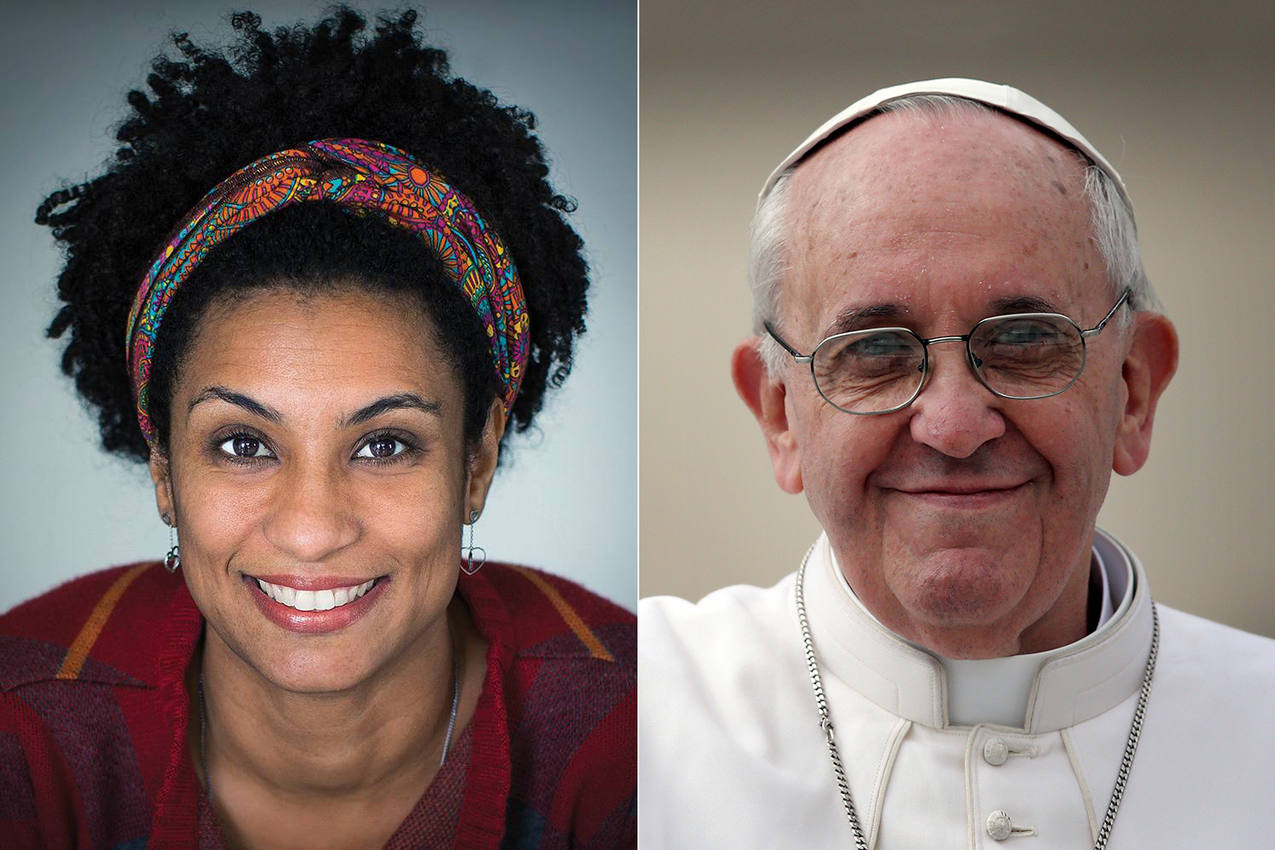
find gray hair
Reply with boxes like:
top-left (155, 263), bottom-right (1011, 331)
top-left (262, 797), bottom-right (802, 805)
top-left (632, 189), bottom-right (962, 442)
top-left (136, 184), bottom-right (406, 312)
top-left (750, 95), bottom-right (1160, 373)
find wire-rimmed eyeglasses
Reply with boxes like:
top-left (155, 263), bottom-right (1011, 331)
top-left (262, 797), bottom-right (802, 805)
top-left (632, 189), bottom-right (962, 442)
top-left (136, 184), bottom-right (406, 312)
top-left (764, 289), bottom-right (1131, 415)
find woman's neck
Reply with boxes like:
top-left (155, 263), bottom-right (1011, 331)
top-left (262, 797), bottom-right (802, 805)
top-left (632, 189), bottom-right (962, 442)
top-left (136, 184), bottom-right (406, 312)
top-left (189, 600), bottom-right (487, 847)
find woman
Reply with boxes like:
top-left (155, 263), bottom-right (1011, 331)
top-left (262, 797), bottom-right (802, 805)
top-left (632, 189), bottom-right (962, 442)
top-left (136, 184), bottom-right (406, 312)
top-left (0, 9), bottom-right (635, 849)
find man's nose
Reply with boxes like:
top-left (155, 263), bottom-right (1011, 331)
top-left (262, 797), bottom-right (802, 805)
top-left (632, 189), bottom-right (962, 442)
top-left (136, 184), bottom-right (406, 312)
top-left (906, 342), bottom-right (1006, 459)
top-left (262, 460), bottom-right (360, 562)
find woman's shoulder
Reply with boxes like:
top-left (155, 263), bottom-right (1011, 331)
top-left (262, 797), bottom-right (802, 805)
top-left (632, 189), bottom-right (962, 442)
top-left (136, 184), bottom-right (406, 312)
top-left (0, 564), bottom-right (197, 850)
top-left (465, 564), bottom-right (636, 846)
top-left (1, 561), bottom-right (196, 691)
top-left (461, 563), bottom-right (634, 670)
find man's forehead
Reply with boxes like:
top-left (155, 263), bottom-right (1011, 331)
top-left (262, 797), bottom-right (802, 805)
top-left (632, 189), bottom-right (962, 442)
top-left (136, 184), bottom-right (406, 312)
top-left (786, 108), bottom-right (1090, 230)
top-left (780, 108), bottom-right (1091, 244)
top-left (781, 111), bottom-right (1103, 334)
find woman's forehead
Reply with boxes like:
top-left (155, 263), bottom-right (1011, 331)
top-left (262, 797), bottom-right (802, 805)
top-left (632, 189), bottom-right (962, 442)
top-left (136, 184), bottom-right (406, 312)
top-left (177, 288), bottom-right (457, 410)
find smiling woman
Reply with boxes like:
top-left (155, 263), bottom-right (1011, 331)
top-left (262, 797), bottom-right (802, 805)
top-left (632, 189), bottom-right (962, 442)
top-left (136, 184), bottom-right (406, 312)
top-left (164, 289), bottom-right (484, 692)
top-left (0, 8), bottom-right (634, 849)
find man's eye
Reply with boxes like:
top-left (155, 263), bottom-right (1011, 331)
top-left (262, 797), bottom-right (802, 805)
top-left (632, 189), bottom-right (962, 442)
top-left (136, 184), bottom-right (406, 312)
top-left (356, 436), bottom-right (407, 460)
top-left (845, 332), bottom-right (915, 358)
top-left (218, 435), bottom-right (273, 459)
top-left (989, 320), bottom-right (1063, 345)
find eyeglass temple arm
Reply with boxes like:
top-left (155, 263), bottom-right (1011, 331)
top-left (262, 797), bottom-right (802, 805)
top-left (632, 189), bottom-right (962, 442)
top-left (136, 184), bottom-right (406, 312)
top-left (763, 321), bottom-right (813, 363)
top-left (1079, 289), bottom-right (1132, 338)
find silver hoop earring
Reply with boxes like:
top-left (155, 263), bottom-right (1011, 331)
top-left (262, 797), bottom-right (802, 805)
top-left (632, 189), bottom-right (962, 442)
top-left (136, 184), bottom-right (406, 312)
top-left (461, 509), bottom-right (485, 575)
top-left (163, 517), bottom-right (181, 574)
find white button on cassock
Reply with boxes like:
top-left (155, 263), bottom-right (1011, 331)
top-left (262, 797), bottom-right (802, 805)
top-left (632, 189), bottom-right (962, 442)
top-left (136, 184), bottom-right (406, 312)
top-left (986, 810), bottom-right (1015, 841)
top-left (983, 737), bottom-right (1010, 766)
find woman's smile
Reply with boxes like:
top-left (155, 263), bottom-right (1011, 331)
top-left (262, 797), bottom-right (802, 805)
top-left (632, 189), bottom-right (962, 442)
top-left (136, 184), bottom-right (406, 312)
top-left (252, 575), bottom-right (379, 609)
top-left (246, 573), bottom-right (391, 634)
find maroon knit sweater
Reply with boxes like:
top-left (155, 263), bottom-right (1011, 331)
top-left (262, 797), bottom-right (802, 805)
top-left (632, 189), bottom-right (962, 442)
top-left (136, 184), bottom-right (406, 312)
top-left (0, 561), bottom-right (635, 848)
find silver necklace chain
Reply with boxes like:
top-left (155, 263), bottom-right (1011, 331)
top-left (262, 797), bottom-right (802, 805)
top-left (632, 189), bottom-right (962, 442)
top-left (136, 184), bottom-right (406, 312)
top-left (198, 640), bottom-right (462, 799)
top-left (794, 551), bottom-right (1158, 850)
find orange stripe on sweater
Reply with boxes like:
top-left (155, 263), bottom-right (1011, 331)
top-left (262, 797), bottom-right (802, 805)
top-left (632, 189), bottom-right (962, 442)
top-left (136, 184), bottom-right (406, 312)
top-left (56, 563), bottom-right (152, 680)
top-left (509, 566), bottom-right (615, 662)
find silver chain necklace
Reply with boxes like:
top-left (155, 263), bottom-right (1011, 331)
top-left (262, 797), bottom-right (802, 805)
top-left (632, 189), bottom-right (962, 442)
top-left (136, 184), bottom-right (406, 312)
top-left (198, 642), bottom-right (462, 799)
top-left (794, 551), bottom-right (1158, 850)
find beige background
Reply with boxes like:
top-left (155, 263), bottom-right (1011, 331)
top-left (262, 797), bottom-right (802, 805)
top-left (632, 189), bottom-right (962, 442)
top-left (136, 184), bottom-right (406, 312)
top-left (639, 0), bottom-right (1274, 638)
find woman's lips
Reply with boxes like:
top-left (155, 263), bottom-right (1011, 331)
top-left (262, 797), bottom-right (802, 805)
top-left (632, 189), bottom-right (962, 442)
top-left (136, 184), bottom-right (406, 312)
top-left (254, 577), bottom-right (375, 611)
top-left (250, 574), bottom-right (377, 591)
top-left (245, 573), bottom-right (388, 633)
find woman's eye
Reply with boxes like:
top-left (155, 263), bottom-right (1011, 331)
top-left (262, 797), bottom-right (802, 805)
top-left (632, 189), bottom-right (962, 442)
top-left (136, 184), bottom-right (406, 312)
top-left (356, 436), bottom-right (407, 460)
top-left (217, 435), bottom-right (273, 459)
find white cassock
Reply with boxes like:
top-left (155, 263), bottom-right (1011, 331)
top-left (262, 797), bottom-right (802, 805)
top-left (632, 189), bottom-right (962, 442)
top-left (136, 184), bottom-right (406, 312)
top-left (638, 529), bottom-right (1275, 849)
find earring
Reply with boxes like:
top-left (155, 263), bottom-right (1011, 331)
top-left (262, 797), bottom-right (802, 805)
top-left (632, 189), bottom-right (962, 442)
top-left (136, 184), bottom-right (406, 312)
top-left (163, 514), bottom-right (181, 574)
top-left (461, 509), bottom-right (485, 576)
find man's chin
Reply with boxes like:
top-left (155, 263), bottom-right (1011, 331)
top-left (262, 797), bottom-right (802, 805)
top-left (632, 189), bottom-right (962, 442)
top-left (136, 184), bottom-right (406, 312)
top-left (884, 547), bottom-right (1035, 645)
top-left (880, 498), bottom-right (1042, 601)
top-left (913, 555), bottom-right (1020, 609)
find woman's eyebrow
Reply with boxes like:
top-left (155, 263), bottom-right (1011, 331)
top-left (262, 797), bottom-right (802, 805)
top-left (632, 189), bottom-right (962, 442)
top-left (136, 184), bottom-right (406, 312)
top-left (185, 388), bottom-right (442, 426)
top-left (187, 386), bottom-right (282, 423)
top-left (344, 393), bottom-right (442, 427)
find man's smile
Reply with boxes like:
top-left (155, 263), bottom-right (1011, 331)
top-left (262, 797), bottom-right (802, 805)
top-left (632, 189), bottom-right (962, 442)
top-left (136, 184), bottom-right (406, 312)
top-left (885, 482), bottom-right (1031, 509)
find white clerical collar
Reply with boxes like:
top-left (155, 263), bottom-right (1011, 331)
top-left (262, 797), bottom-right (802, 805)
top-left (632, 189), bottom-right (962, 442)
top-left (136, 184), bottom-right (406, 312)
top-left (804, 528), bottom-right (1155, 732)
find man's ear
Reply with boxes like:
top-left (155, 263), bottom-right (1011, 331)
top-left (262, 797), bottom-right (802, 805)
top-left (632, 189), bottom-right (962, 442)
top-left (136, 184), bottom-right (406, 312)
top-left (1113, 312), bottom-right (1179, 476)
top-left (466, 399), bottom-right (507, 517)
top-left (148, 447), bottom-right (176, 523)
top-left (732, 338), bottom-right (803, 494)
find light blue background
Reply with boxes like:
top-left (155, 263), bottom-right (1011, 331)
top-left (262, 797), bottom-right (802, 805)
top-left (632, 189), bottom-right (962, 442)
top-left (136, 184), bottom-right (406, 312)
top-left (0, 1), bottom-right (636, 610)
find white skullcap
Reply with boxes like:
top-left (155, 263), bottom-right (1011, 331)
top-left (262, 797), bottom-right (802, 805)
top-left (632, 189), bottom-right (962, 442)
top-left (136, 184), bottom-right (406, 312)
top-left (758, 77), bottom-right (1130, 213)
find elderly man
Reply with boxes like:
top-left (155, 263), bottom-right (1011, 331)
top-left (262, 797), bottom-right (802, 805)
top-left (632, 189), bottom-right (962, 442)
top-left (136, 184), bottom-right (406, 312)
top-left (638, 79), bottom-right (1274, 848)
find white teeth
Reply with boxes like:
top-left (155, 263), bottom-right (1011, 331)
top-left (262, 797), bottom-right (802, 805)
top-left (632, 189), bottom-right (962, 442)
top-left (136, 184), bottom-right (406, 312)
top-left (255, 579), bottom-right (375, 612)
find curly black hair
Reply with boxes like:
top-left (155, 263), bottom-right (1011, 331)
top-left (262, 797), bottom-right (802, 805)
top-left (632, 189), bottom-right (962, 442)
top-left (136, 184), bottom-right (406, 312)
top-left (36, 7), bottom-right (588, 462)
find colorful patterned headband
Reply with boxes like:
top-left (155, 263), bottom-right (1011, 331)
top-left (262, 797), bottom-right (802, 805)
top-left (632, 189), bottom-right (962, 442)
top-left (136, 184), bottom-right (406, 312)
top-left (125, 137), bottom-right (529, 444)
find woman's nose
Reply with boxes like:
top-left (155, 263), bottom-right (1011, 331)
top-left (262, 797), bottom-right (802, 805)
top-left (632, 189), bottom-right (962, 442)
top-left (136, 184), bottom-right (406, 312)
top-left (262, 461), bottom-right (360, 562)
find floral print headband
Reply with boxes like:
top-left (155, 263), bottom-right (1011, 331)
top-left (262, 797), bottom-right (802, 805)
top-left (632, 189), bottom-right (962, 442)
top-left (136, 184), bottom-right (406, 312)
top-left (125, 138), bottom-right (529, 444)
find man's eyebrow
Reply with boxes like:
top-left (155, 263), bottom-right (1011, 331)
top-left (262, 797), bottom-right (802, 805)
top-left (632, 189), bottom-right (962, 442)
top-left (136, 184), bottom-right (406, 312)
top-left (344, 393), bottom-right (443, 427)
top-left (823, 303), bottom-right (909, 337)
top-left (187, 386), bottom-right (282, 423)
top-left (989, 295), bottom-right (1061, 315)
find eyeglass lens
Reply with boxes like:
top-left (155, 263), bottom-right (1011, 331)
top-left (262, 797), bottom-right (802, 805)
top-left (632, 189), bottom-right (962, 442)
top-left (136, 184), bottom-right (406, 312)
top-left (811, 315), bottom-right (1086, 413)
